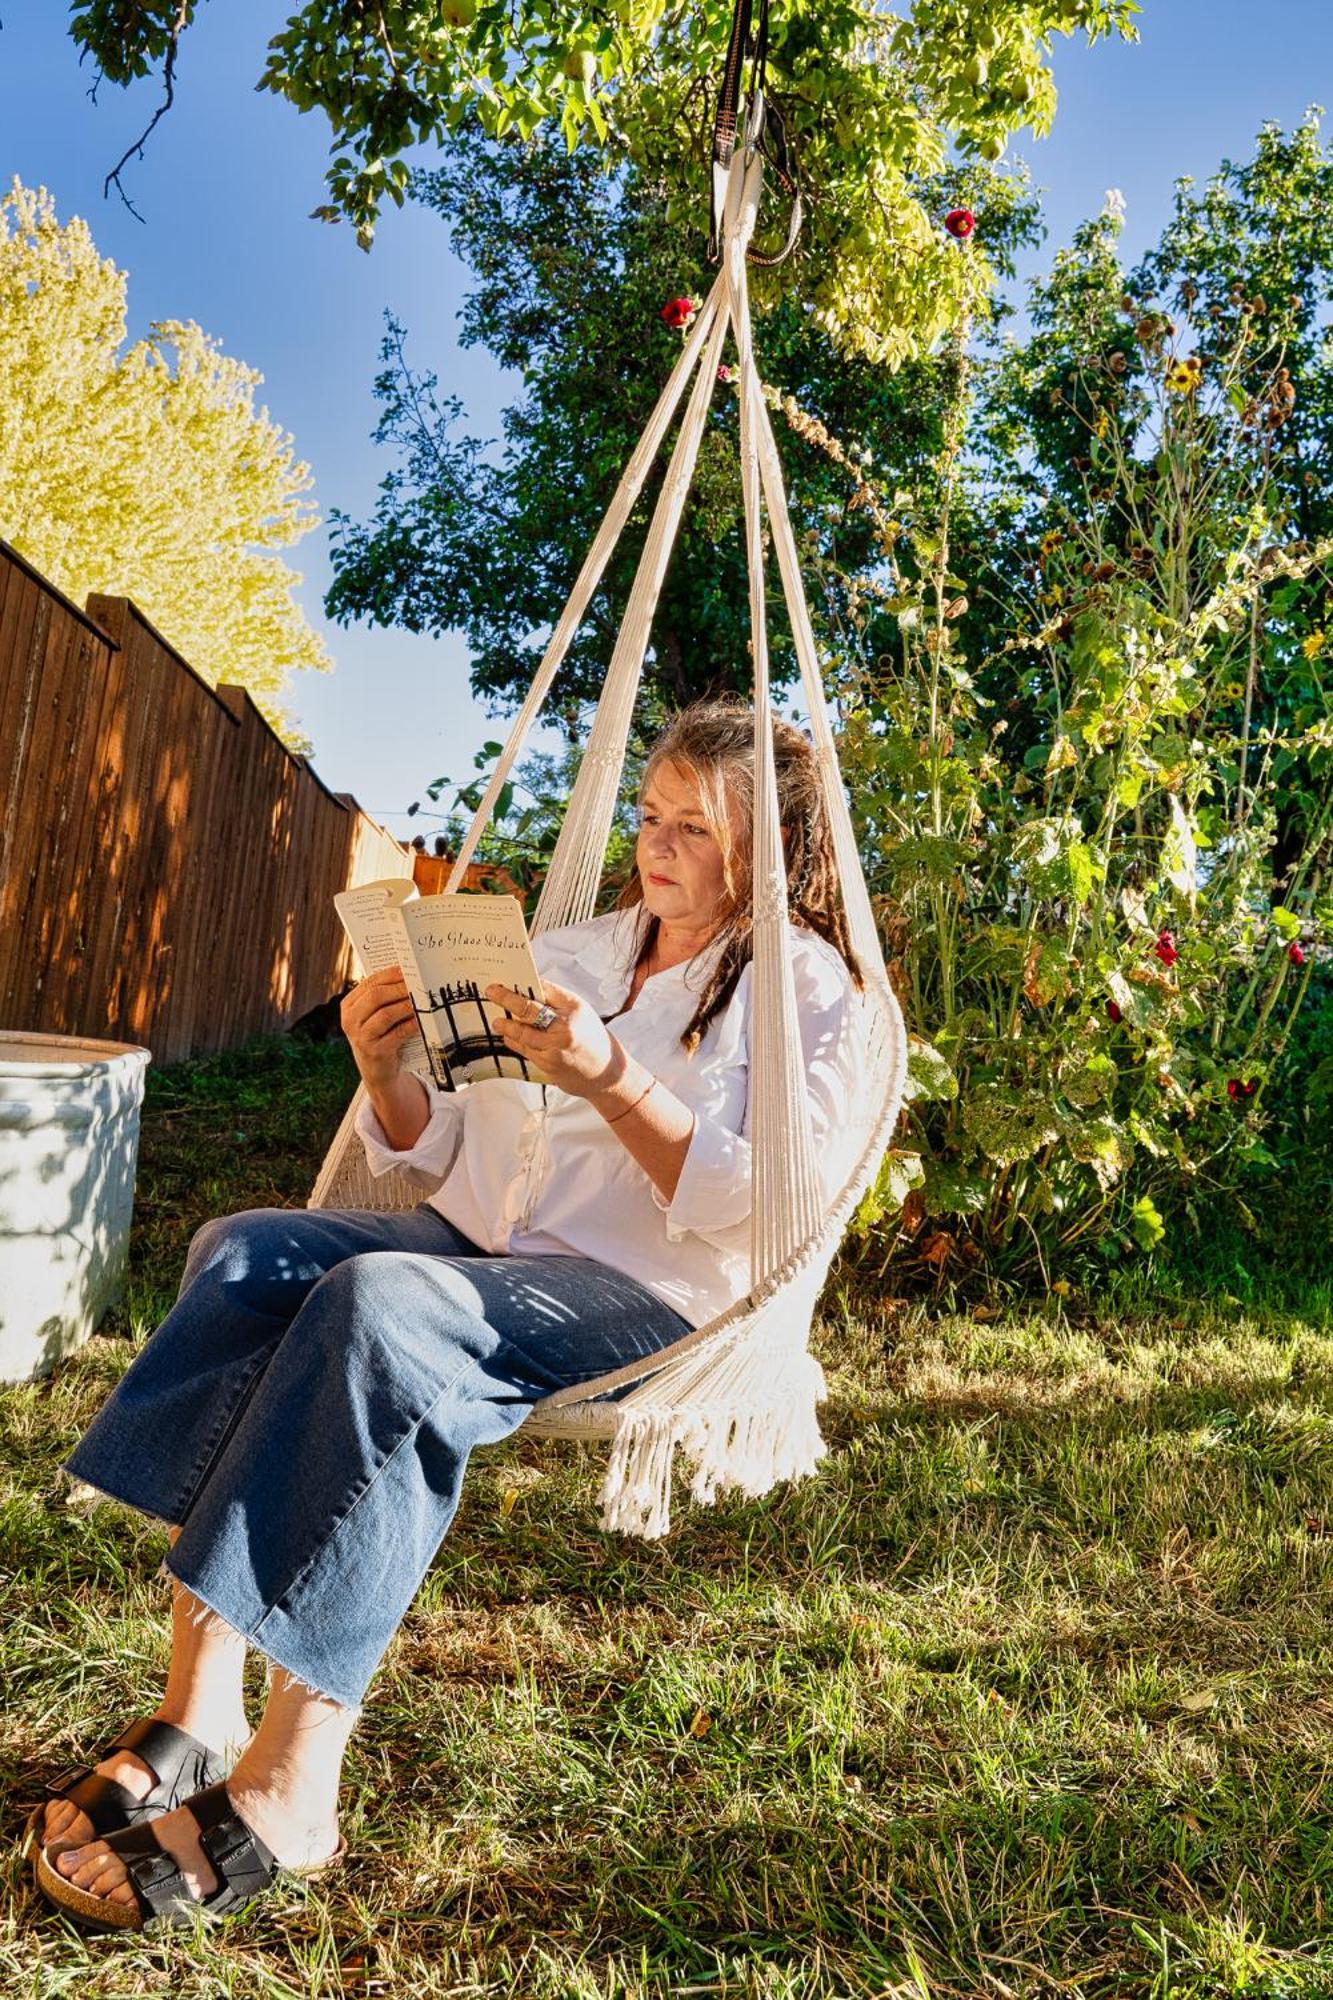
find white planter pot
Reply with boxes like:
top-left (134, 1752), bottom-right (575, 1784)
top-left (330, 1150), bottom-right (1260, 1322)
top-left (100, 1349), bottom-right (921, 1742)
top-left (0, 1031), bottom-right (151, 1381)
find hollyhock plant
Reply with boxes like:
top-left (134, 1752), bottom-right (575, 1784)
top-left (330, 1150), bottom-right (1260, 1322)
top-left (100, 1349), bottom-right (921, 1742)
top-left (660, 295), bottom-right (697, 332)
top-left (1154, 929), bottom-right (1178, 967)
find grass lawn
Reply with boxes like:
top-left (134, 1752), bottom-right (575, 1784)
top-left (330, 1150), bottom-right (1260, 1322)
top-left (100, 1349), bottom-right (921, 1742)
top-left (3, 1036), bottom-right (1332, 1998)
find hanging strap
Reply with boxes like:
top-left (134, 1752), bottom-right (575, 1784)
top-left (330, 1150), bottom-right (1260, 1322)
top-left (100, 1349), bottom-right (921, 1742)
top-left (707, 0), bottom-right (799, 267)
top-left (750, 388), bottom-right (887, 979)
top-left (713, 0), bottom-right (754, 174)
top-left (719, 117), bottom-right (823, 1281)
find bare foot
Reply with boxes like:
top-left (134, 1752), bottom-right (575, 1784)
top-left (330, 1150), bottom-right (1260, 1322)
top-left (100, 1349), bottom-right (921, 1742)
top-left (50, 1788), bottom-right (340, 1917)
top-left (51, 1800), bottom-right (217, 1915)
top-left (42, 1712), bottom-right (248, 1852)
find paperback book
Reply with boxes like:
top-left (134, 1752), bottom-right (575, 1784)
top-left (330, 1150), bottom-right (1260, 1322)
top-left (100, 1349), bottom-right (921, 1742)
top-left (334, 877), bottom-right (552, 1091)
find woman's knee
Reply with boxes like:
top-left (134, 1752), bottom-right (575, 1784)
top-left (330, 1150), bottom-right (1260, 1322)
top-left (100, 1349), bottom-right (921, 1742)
top-left (179, 1207), bottom-right (318, 1307)
top-left (305, 1252), bottom-right (495, 1368)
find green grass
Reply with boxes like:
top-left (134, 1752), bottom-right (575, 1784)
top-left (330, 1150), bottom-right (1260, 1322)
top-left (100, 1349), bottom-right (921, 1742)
top-left (3, 1036), bottom-right (1333, 1997)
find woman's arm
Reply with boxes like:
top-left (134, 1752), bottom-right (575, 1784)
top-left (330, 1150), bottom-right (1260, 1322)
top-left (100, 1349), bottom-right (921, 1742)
top-left (585, 1047), bottom-right (695, 1206)
top-left (366, 1070), bottom-right (431, 1153)
top-left (487, 977), bottom-right (694, 1204)
top-left (342, 967), bottom-right (438, 1159)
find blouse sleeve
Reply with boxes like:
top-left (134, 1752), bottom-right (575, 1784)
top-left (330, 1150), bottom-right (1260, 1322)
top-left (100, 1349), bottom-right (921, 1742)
top-left (353, 1081), bottom-right (466, 1194)
top-left (648, 941), bottom-right (859, 1250)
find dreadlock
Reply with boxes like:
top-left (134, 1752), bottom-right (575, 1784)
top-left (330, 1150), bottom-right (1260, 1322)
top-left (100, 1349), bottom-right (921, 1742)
top-left (613, 695), bottom-right (862, 1056)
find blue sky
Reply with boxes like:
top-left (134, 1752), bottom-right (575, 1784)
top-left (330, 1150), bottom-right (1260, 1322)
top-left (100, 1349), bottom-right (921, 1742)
top-left (2, 2), bottom-right (1329, 844)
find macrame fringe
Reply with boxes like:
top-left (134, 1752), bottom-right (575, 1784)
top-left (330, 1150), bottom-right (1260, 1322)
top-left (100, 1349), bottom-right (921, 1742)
top-left (597, 1348), bottom-right (829, 1540)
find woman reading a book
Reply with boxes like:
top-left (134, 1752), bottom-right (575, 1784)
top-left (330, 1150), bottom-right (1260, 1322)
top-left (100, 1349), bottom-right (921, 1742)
top-left (35, 697), bottom-right (864, 1932)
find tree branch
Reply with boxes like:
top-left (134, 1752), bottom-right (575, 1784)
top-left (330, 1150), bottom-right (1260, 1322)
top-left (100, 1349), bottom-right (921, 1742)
top-left (103, 0), bottom-right (190, 222)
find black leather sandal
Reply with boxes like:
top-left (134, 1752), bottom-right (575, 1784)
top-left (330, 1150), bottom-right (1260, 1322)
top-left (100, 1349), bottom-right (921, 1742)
top-left (34, 1780), bottom-right (345, 1932)
top-left (24, 1717), bottom-right (229, 1856)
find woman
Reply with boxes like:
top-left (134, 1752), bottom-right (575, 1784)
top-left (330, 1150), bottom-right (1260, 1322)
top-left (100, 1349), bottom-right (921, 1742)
top-left (32, 697), bottom-right (863, 1931)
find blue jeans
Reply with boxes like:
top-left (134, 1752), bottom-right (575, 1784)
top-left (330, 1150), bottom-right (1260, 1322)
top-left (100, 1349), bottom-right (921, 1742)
top-left (64, 1204), bottom-right (691, 1710)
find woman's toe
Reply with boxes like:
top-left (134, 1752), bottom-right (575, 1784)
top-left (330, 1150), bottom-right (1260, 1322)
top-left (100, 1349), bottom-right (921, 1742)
top-left (43, 1800), bottom-right (86, 1844)
top-left (65, 1846), bottom-right (103, 1886)
top-left (58, 1839), bottom-right (112, 1887)
top-left (87, 1858), bottom-right (131, 1901)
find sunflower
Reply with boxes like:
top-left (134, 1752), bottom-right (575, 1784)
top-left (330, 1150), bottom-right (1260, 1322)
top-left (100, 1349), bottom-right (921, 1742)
top-left (1165, 355), bottom-right (1202, 396)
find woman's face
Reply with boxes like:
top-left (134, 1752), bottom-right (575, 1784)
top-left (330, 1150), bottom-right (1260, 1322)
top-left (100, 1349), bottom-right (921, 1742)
top-left (636, 758), bottom-right (742, 938)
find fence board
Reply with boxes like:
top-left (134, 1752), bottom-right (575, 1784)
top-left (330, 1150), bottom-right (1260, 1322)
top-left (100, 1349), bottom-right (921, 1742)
top-left (0, 573), bottom-right (46, 994)
top-left (39, 618), bottom-right (127, 1040)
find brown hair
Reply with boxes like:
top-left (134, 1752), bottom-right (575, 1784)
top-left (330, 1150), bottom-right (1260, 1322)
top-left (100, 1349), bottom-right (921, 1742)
top-left (614, 695), bottom-right (862, 1054)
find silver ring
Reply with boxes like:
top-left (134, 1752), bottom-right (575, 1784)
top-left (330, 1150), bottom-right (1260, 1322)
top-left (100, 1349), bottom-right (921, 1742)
top-left (530, 1002), bottom-right (558, 1032)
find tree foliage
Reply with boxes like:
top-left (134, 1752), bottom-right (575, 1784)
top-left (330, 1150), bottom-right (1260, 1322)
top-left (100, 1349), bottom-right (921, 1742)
top-left (325, 129), bottom-right (1038, 717)
top-left (67, 0), bottom-right (1135, 363)
top-left (0, 179), bottom-right (329, 743)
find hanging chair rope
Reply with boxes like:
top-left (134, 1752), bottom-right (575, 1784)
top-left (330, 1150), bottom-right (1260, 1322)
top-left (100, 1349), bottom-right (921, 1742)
top-left (446, 282), bottom-right (726, 901)
top-left (533, 300), bottom-right (733, 939)
top-left (308, 94), bottom-right (908, 1537)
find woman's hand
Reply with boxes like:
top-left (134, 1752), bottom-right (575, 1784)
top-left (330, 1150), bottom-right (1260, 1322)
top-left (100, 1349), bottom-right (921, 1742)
top-left (486, 980), bottom-right (624, 1099)
top-left (341, 967), bottom-right (420, 1090)
top-left (343, 970), bottom-right (431, 1150)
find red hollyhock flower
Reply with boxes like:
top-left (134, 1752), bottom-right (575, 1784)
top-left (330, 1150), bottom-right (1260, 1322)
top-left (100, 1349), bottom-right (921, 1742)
top-left (1154, 929), bottom-right (1178, 966)
top-left (1244, 1078), bottom-right (1259, 1096)
top-left (660, 295), bottom-right (697, 331)
top-left (1289, 941), bottom-right (1306, 966)
top-left (1227, 1079), bottom-right (1243, 1101)
top-left (945, 208), bottom-right (976, 240)
top-left (1106, 1000), bottom-right (1123, 1023)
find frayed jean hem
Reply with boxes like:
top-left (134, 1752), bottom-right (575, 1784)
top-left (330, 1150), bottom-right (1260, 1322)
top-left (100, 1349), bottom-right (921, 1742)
top-left (54, 1462), bottom-right (181, 1534)
top-left (163, 1557), bottom-right (363, 1718)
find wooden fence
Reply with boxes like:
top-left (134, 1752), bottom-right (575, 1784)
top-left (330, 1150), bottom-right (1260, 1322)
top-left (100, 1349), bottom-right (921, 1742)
top-left (0, 539), bottom-right (411, 1065)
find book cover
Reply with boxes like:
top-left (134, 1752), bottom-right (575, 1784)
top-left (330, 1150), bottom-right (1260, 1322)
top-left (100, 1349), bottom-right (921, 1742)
top-left (334, 878), bottom-right (553, 1091)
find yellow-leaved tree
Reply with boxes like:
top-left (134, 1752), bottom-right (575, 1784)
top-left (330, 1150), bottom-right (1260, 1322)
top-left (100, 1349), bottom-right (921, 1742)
top-left (0, 179), bottom-right (330, 743)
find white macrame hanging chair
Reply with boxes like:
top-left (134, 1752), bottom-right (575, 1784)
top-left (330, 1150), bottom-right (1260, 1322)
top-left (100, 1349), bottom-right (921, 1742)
top-left (309, 92), bottom-right (909, 1540)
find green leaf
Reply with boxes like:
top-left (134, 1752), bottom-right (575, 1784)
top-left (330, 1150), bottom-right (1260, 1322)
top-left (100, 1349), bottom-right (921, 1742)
top-left (1129, 1193), bottom-right (1166, 1253)
top-left (1162, 794), bottom-right (1198, 904)
top-left (1066, 840), bottom-right (1097, 905)
top-left (962, 1084), bottom-right (1061, 1167)
top-left (905, 1037), bottom-right (958, 1104)
top-left (883, 1149), bottom-right (926, 1208)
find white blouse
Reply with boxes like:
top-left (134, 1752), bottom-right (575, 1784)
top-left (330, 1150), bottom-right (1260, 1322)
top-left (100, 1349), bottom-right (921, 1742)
top-left (354, 906), bottom-right (862, 1329)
